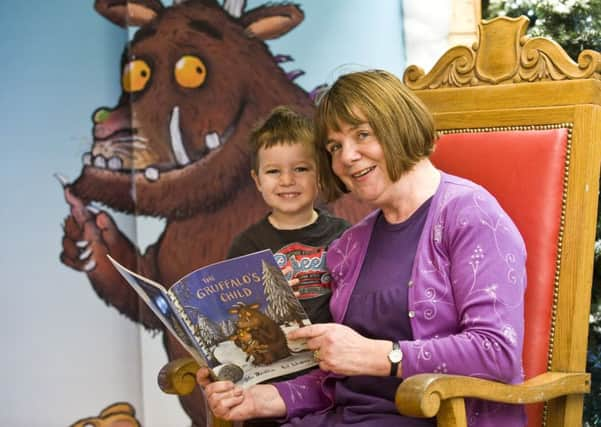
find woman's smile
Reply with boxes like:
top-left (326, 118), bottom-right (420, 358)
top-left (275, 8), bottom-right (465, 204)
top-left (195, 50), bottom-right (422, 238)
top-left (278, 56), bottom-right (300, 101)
top-left (351, 166), bottom-right (376, 179)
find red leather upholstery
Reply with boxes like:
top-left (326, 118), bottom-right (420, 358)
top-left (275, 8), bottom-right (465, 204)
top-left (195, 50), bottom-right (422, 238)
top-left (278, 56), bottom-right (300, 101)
top-left (430, 128), bottom-right (569, 427)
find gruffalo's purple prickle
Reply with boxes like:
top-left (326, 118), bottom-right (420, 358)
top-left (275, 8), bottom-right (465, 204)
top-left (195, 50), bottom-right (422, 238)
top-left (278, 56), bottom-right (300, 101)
top-left (59, 1), bottom-right (366, 425)
top-left (229, 303), bottom-right (291, 365)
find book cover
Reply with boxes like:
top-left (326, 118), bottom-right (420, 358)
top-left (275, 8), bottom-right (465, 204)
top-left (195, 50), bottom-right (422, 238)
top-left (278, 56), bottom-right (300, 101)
top-left (108, 250), bottom-right (317, 387)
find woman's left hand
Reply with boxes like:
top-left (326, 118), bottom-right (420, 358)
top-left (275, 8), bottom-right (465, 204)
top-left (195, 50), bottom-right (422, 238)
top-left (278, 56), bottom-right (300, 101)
top-left (287, 323), bottom-right (392, 376)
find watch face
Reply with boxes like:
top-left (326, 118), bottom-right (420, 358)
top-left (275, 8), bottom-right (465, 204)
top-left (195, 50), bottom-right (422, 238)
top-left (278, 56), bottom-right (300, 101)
top-left (388, 349), bottom-right (403, 363)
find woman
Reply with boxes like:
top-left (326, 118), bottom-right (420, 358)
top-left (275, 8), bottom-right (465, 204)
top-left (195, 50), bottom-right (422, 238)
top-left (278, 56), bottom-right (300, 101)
top-left (197, 70), bottom-right (527, 427)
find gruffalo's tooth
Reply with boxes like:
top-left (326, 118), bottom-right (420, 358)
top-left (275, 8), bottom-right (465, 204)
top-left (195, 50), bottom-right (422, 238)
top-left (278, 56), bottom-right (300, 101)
top-left (93, 155), bottom-right (107, 168)
top-left (107, 156), bottom-right (123, 170)
top-left (205, 132), bottom-right (221, 150)
top-left (144, 167), bottom-right (160, 182)
top-left (169, 106), bottom-right (191, 166)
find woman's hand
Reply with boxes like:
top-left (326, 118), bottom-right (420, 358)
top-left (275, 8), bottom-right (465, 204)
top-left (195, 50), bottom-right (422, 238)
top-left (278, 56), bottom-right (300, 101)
top-left (196, 368), bottom-right (286, 421)
top-left (288, 323), bottom-right (394, 377)
top-left (204, 380), bottom-right (252, 420)
top-left (196, 366), bottom-right (213, 388)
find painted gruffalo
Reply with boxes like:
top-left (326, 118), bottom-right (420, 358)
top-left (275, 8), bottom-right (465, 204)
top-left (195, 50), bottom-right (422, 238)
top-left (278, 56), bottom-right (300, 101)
top-left (59, 0), bottom-right (365, 425)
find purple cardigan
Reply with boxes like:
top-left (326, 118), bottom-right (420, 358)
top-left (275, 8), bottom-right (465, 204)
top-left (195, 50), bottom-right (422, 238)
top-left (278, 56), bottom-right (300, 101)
top-left (274, 173), bottom-right (527, 427)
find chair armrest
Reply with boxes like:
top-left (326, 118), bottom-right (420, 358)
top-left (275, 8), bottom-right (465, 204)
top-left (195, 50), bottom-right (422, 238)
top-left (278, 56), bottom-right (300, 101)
top-left (157, 358), bottom-right (234, 427)
top-left (157, 357), bottom-right (200, 395)
top-left (396, 372), bottom-right (591, 419)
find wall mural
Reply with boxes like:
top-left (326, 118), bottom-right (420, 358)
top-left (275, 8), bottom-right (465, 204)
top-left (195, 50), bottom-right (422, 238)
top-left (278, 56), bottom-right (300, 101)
top-left (59, 0), bottom-right (367, 425)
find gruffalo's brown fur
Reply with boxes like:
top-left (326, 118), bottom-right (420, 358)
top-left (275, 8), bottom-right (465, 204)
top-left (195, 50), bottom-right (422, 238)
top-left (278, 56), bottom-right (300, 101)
top-left (229, 303), bottom-right (290, 365)
top-left (59, 1), bottom-right (366, 425)
top-left (229, 327), bottom-right (269, 363)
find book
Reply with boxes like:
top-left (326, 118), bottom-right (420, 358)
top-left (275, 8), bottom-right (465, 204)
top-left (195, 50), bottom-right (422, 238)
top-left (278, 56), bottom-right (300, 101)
top-left (107, 250), bottom-right (317, 387)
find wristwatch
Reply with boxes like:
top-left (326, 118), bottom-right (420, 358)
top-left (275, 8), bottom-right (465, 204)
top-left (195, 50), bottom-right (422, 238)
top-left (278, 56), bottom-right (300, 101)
top-left (387, 341), bottom-right (403, 376)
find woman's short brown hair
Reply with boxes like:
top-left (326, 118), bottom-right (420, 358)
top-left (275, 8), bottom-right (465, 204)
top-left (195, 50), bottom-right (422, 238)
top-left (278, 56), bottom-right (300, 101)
top-left (314, 69), bottom-right (437, 202)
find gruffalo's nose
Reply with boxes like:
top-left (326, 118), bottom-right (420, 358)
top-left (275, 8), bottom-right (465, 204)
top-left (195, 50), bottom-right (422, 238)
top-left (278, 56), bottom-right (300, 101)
top-left (92, 106), bottom-right (132, 140)
top-left (93, 107), bottom-right (112, 124)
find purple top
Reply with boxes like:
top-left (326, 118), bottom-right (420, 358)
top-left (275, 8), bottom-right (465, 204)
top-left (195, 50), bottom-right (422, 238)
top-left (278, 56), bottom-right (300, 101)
top-left (274, 172), bottom-right (527, 427)
top-left (330, 197), bottom-right (433, 427)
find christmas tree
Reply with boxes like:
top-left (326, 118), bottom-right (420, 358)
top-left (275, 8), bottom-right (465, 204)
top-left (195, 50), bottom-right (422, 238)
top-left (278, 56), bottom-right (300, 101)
top-left (485, 0), bottom-right (601, 59)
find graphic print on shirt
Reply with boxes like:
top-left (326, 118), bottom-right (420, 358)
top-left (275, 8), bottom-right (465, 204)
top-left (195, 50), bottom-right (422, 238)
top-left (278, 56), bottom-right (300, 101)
top-left (274, 243), bottom-right (330, 299)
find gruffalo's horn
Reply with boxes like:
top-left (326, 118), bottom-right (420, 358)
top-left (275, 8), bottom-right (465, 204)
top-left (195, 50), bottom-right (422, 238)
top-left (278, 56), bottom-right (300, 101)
top-left (223, 0), bottom-right (245, 17)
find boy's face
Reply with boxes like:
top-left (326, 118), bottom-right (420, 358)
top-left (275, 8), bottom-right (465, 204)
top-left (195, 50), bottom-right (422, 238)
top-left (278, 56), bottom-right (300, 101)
top-left (251, 143), bottom-right (318, 220)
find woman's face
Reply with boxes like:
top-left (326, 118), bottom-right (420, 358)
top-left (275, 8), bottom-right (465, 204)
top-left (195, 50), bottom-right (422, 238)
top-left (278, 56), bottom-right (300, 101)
top-left (325, 119), bottom-right (393, 205)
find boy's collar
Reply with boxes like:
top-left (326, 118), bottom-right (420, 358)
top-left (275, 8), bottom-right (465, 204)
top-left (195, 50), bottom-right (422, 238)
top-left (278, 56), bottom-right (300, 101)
top-left (267, 209), bottom-right (319, 230)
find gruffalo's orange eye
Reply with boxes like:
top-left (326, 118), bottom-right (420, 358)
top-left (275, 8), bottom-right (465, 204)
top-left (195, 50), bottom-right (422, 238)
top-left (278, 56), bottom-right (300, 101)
top-left (122, 60), bottom-right (151, 93)
top-left (175, 55), bottom-right (207, 88)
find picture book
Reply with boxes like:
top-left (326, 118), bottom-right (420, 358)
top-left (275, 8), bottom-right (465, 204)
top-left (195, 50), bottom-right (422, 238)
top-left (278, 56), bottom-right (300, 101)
top-left (107, 250), bottom-right (317, 387)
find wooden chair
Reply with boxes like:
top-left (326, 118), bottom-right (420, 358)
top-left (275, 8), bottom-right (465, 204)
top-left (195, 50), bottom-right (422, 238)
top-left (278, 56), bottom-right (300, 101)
top-left (158, 16), bottom-right (601, 427)
top-left (396, 15), bottom-right (600, 427)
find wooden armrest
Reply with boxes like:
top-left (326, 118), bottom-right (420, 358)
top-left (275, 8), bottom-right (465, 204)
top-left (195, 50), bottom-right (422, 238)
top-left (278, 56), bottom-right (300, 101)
top-left (396, 372), bottom-right (591, 419)
top-left (157, 357), bottom-right (200, 395)
top-left (157, 358), bottom-right (234, 427)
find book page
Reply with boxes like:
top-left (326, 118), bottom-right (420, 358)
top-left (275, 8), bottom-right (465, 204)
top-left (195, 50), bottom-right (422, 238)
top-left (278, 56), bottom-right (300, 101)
top-left (106, 255), bottom-right (207, 365)
top-left (170, 250), bottom-right (317, 387)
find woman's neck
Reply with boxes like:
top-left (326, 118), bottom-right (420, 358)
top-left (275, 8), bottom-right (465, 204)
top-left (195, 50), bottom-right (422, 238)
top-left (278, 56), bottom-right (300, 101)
top-left (268, 209), bottom-right (319, 230)
top-left (380, 159), bottom-right (440, 224)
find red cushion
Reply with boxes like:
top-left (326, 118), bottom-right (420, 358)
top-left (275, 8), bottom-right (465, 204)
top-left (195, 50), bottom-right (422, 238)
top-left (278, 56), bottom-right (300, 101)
top-left (431, 128), bottom-right (569, 427)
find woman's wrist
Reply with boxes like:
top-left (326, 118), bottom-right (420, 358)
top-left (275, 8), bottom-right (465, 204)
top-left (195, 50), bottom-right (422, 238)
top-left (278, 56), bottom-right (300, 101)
top-left (249, 384), bottom-right (287, 418)
top-left (366, 339), bottom-right (402, 376)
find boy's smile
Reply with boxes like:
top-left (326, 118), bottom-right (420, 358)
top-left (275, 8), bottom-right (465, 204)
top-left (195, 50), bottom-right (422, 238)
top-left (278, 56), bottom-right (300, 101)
top-left (252, 143), bottom-right (319, 229)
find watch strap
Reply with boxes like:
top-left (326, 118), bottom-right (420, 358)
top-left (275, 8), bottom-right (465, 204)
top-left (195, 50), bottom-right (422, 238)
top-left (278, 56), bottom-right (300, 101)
top-left (389, 341), bottom-right (401, 376)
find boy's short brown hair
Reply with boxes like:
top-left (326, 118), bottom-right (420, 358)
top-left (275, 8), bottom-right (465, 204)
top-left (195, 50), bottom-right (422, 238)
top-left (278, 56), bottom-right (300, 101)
top-left (314, 69), bottom-right (437, 202)
top-left (249, 106), bottom-right (315, 173)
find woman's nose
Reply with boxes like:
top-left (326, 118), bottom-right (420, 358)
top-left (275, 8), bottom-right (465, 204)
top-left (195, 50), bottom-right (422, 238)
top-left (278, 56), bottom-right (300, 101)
top-left (339, 142), bottom-right (361, 165)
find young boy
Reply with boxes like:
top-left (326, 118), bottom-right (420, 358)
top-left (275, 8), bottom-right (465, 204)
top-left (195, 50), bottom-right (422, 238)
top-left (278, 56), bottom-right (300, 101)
top-left (227, 105), bottom-right (350, 325)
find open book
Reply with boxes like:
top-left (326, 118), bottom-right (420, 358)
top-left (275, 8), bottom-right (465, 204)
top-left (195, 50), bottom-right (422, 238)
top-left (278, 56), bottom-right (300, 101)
top-left (108, 250), bottom-right (317, 387)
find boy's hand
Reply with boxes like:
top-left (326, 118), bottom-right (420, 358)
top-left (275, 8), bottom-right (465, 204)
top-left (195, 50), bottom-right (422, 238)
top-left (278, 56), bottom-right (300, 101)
top-left (288, 277), bottom-right (300, 297)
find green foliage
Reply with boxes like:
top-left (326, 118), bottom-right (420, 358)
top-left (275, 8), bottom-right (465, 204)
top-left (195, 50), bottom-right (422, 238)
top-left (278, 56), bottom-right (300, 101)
top-left (483, 2), bottom-right (601, 425)
top-left (589, 240), bottom-right (601, 425)
top-left (484, 0), bottom-right (601, 60)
